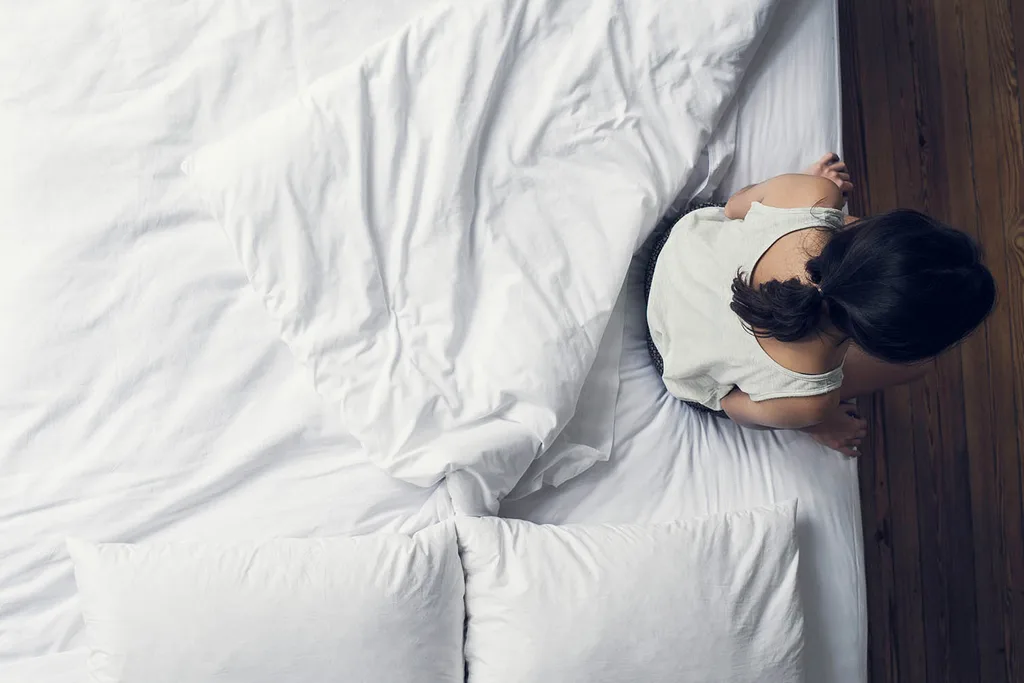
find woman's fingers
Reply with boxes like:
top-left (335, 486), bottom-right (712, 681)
top-left (827, 170), bottom-right (849, 178)
top-left (825, 169), bottom-right (853, 190)
top-left (814, 153), bottom-right (853, 192)
top-left (806, 153), bottom-right (850, 181)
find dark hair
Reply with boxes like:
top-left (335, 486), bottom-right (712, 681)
top-left (730, 209), bottom-right (996, 363)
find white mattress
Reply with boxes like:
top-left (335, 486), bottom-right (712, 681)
top-left (0, 0), bottom-right (863, 680)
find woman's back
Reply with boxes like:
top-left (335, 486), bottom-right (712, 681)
top-left (646, 201), bottom-right (846, 411)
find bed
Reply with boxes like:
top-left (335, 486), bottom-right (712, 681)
top-left (0, 0), bottom-right (863, 680)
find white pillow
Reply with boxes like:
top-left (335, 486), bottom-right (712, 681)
top-left (456, 502), bottom-right (803, 683)
top-left (66, 523), bottom-right (464, 683)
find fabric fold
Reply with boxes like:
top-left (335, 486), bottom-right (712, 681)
top-left (185, 0), bottom-right (779, 514)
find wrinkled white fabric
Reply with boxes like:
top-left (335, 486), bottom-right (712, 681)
top-left (185, 0), bottom-right (779, 515)
top-left (0, 0), bottom-right (451, 662)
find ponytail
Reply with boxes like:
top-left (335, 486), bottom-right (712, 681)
top-left (728, 209), bottom-right (996, 361)
top-left (730, 275), bottom-right (825, 342)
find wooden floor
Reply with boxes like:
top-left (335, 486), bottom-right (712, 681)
top-left (838, 0), bottom-right (1024, 680)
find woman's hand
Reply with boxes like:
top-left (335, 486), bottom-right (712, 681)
top-left (718, 389), bottom-right (867, 457)
top-left (802, 401), bottom-right (868, 457)
top-left (803, 152), bottom-right (853, 194)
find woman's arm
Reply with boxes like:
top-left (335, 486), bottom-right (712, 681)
top-left (721, 387), bottom-right (868, 456)
top-left (724, 174), bottom-right (844, 219)
top-left (719, 387), bottom-right (840, 429)
top-left (724, 153), bottom-right (852, 220)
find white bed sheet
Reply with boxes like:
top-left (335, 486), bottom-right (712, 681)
top-left (720, 0), bottom-right (844, 196)
top-left (0, 0), bottom-right (864, 679)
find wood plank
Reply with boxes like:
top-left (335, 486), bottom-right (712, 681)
top-left (902, 0), bottom-right (983, 680)
top-left (875, 1), bottom-right (931, 680)
top-left (925, 1), bottom-right (1007, 681)
top-left (864, 393), bottom-right (899, 683)
top-left (981, 0), bottom-right (1024, 678)
top-left (961, 1), bottom-right (1024, 680)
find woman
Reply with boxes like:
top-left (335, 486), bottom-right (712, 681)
top-left (646, 153), bottom-right (996, 455)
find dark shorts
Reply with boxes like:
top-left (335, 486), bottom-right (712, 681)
top-left (644, 200), bottom-right (727, 416)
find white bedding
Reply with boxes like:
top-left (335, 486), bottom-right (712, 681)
top-left (1, 0), bottom-right (452, 661)
top-left (0, 0), bottom-right (863, 680)
top-left (720, 0), bottom-right (844, 195)
top-left (183, 0), bottom-right (775, 516)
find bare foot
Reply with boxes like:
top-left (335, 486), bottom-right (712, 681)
top-left (803, 152), bottom-right (854, 195)
top-left (803, 401), bottom-right (868, 457)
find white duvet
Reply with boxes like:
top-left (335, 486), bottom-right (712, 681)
top-left (0, 0), bottom-right (781, 663)
top-left (185, 0), bottom-right (778, 516)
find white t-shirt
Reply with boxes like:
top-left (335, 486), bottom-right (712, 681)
top-left (646, 202), bottom-right (846, 411)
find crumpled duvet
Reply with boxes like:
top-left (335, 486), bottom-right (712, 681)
top-left (185, 0), bottom-right (778, 515)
